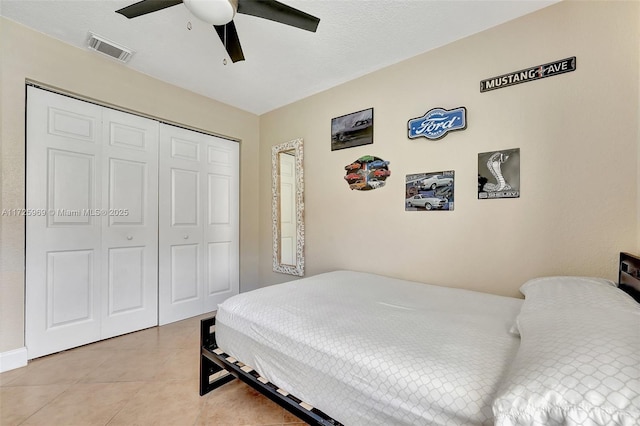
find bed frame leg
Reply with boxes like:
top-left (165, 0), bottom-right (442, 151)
top-left (200, 351), bottom-right (236, 395)
top-left (200, 316), bottom-right (236, 396)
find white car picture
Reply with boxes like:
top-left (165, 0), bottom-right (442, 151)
top-left (421, 174), bottom-right (453, 190)
top-left (406, 194), bottom-right (446, 210)
top-left (367, 179), bottom-right (384, 189)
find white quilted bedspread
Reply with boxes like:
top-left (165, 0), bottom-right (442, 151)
top-left (493, 276), bottom-right (640, 426)
top-left (216, 271), bottom-right (522, 425)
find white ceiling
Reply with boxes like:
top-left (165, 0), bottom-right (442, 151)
top-left (1, 0), bottom-right (559, 115)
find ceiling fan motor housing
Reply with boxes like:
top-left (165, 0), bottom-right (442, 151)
top-left (183, 0), bottom-right (238, 25)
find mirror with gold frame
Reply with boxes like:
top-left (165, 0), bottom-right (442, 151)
top-left (272, 138), bottom-right (304, 276)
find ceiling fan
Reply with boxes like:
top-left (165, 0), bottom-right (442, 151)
top-left (116, 0), bottom-right (320, 63)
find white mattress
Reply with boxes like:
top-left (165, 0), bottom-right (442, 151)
top-left (216, 271), bottom-right (523, 425)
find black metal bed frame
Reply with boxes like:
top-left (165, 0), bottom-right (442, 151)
top-left (619, 252), bottom-right (640, 303)
top-left (199, 316), bottom-right (343, 426)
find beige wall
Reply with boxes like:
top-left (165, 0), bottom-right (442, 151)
top-left (0, 18), bottom-right (261, 353)
top-left (259, 1), bottom-right (640, 296)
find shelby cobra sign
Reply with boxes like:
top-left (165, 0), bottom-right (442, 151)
top-left (408, 107), bottom-right (467, 140)
top-left (480, 57), bottom-right (576, 92)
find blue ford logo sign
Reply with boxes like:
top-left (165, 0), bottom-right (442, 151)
top-left (408, 107), bottom-right (467, 140)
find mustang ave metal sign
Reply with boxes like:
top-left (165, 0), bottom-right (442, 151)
top-left (480, 57), bottom-right (576, 92)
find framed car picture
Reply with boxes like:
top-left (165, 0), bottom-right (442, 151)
top-left (331, 108), bottom-right (373, 151)
top-left (344, 155), bottom-right (390, 191)
top-left (478, 148), bottom-right (520, 199)
top-left (405, 171), bottom-right (454, 211)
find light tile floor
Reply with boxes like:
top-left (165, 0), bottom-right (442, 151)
top-left (0, 314), bottom-right (307, 426)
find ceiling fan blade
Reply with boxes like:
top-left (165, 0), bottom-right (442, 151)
top-left (116, 0), bottom-right (183, 19)
top-left (214, 21), bottom-right (245, 63)
top-left (237, 0), bottom-right (320, 32)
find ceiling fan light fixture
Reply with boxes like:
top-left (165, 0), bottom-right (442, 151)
top-left (183, 0), bottom-right (236, 25)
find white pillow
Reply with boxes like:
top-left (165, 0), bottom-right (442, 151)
top-left (493, 276), bottom-right (640, 426)
top-left (519, 276), bottom-right (622, 312)
top-left (508, 276), bottom-right (622, 337)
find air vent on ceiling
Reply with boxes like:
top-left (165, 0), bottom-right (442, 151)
top-left (87, 32), bottom-right (134, 63)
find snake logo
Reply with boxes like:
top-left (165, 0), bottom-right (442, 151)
top-left (483, 152), bottom-right (512, 192)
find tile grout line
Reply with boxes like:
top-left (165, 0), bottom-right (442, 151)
top-left (16, 383), bottom-right (72, 426)
top-left (104, 382), bottom-right (147, 426)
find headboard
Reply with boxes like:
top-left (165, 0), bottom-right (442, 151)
top-left (619, 252), bottom-right (640, 303)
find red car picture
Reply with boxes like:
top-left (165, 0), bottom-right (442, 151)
top-left (344, 162), bottom-right (362, 171)
top-left (344, 173), bottom-right (363, 183)
top-left (373, 169), bottom-right (391, 178)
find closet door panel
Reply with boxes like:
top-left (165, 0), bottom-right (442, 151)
top-left (170, 244), bottom-right (200, 302)
top-left (159, 125), bottom-right (238, 324)
top-left (203, 138), bottom-right (239, 312)
top-left (171, 168), bottom-right (200, 226)
top-left (47, 150), bottom-right (95, 226)
top-left (108, 247), bottom-right (145, 314)
top-left (207, 242), bottom-right (232, 294)
top-left (159, 125), bottom-right (206, 325)
top-left (108, 158), bottom-right (146, 225)
top-left (46, 250), bottom-right (95, 327)
top-left (100, 108), bottom-right (159, 339)
top-left (26, 87), bottom-right (103, 359)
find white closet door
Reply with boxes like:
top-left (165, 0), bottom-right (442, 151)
top-left (159, 124), bottom-right (238, 325)
top-left (202, 135), bottom-right (239, 313)
top-left (26, 87), bottom-right (104, 358)
top-left (100, 109), bottom-right (159, 339)
top-left (26, 87), bottom-right (159, 358)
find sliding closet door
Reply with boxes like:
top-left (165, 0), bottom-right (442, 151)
top-left (100, 108), bottom-right (159, 339)
top-left (158, 124), bottom-right (239, 325)
top-left (26, 87), bottom-right (104, 358)
top-left (27, 87), bottom-right (237, 357)
top-left (26, 87), bottom-right (159, 358)
top-left (202, 135), bottom-right (239, 313)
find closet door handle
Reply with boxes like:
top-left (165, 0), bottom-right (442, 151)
top-left (183, 235), bottom-right (189, 239)
top-left (127, 235), bottom-right (133, 240)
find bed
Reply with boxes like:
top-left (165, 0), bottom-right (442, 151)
top-left (200, 257), bottom-right (640, 425)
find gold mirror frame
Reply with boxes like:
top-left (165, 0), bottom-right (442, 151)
top-left (272, 138), bottom-right (304, 276)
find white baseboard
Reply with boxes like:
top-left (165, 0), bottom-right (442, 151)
top-left (0, 347), bottom-right (28, 373)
